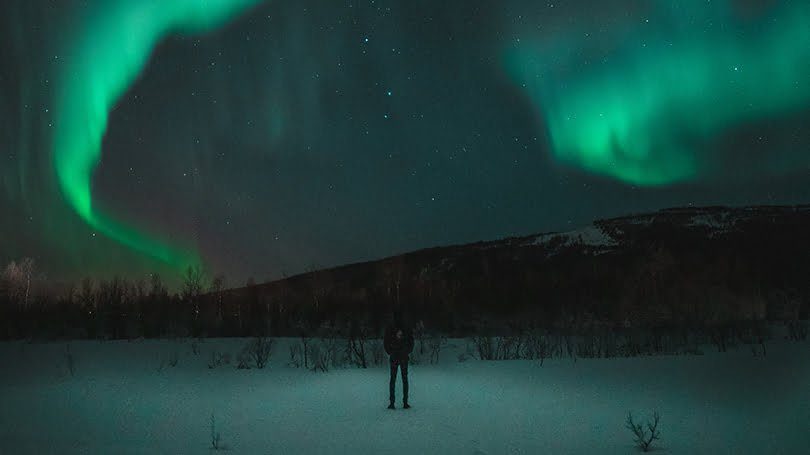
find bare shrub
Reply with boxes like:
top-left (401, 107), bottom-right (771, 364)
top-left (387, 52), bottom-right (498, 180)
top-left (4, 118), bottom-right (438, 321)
top-left (548, 333), bottom-right (564, 358)
top-left (524, 330), bottom-right (551, 365)
top-left (413, 320), bottom-right (426, 355)
top-left (576, 335), bottom-right (597, 358)
top-left (210, 413), bottom-right (221, 450)
top-left (288, 343), bottom-right (303, 368)
top-left (324, 335), bottom-right (345, 369)
top-left (157, 351), bottom-right (179, 372)
top-left (563, 334), bottom-right (576, 361)
top-left (245, 336), bottom-right (273, 369)
top-left (346, 338), bottom-right (366, 368)
top-left (300, 335), bottom-right (311, 369)
top-left (710, 326), bottom-right (732, 352)
top-left (620, 332), bottom-right (643, 357)
top-left (625, 411), bottom-right (661, 452)
top-left (787, 320), bottom-right (808, 341)
top-left (368, 339), bottom-right (385, 366)
top-left (472, 335), bottom-right (495, 360)
top-left (208, 351), bottom-right (230, 369)
top-left (472, 334), bottom-right (531, 361)
top-left (427, 334), bottom-right (444, 364)
top-left (598, 331), bottom-right (618, 358)
top-left (309, 341), bottom-right (330, 372)
top-left (236, 347), bottom-right (251, 370)
top-left (495, 334), bottom-right (523, 360)
top-left (346, 327), bottom-right (368, 369)
top-left (468, 336), bottom-right (483, 360)
top-left (303, 326), bottom-right (344, 372)
top-left (464, 339), bottom-right (477, 360)
top-left (64, 344), bottom-right (75, 377)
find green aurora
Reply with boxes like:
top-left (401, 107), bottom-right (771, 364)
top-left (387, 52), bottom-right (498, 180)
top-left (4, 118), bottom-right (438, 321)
top-left (1, 0), bottom-right (805, 282)
top-left (51, 0), bottom-right (261, 272)
top-left (506, 1), bottom-right (810, 185)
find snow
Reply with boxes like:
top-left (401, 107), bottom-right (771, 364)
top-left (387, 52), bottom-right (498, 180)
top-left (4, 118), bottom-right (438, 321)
top-left (688, 213), bottom-right (728, 229)
top-left (529, 225), bottom-right (616, 250)
top-left (0, 337), bottom-right (808, 454)
top-left (687, 213), bottom-right (737, 236)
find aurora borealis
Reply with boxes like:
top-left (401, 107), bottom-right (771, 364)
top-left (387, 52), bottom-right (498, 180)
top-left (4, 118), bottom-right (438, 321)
top-left (53, 0), bottom-right (261, 272)
top-left (507, 0), bottom-right (810, 185)
top-left (2, 0), bottom-right (810, 285)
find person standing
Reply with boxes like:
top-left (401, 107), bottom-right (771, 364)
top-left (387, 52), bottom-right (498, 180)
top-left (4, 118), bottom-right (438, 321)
top-left (384, 311), bottom-right (414, 409)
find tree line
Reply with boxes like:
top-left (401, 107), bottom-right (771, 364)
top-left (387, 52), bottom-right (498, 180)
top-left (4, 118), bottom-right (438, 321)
top-left (3, 207), bottom-right (810, 341)
top-left (0, 261), bottom-right (391, 340)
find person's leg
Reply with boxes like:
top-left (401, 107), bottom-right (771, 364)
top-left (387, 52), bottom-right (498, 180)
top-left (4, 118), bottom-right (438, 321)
top-left (401, 360), bottom-right (409, 406)
top-left (389, 358), bottom-right (398, 406)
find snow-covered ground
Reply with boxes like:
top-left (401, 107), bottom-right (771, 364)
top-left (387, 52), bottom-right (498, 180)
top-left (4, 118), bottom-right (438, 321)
top-left (529, 225), bottom-right (617, 250)
top-left (0, 337), bottom-right (808, 454)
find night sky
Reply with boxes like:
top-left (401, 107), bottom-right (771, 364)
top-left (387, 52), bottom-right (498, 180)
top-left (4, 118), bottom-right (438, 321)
top-left (2, 0), bottom-right (809, 286)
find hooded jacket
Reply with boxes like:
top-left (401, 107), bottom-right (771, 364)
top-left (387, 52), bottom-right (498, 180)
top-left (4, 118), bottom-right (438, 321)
top-left (384, 323), bottom-right (414, 361)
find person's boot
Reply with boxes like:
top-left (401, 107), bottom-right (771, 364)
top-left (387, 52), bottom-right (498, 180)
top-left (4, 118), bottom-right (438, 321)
top-left (387, 402), bottom-right (395, 410)
top-left (402, 402), bottom-right (411, 409)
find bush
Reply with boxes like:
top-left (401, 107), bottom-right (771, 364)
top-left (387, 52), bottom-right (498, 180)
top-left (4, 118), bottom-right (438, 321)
top-left (346, 335), bottom-right (368, 368)
top-left (787, 320), bottom-right (808, 341)
top-left (368, 339), bottom-right (385, 366)
top-left (710, 326), bottom-right (733, 352)
top-left (325, 336), bottom-right (345, 369)
top-left (576, 335), bottom-right (597, 358)
top-left (426, 334), bottom-right (444, 364)
top-left (300, 335), bottom-right (311, 369)
top-left (472, 334), bottom-right (524, 360)
top-left (246, 336), bottom-right (273, 369)
top-left (208, 351), bottom-right (230, 369)
top-left (64, 344), bottom-right (75, 377)
top-left (307, 335), bottom-right (346, 372)
top-left (210, 413), bottom-right (221, 450)
top-left (287, 335), bottom-right (316, 369)
top-left (157, 351), bottom-right (178, 372)
top-left (309, 342), bottom-right (330, 372)
top-left (625, 411), bottom-right (661, 452)
top-left (523, 330), bottom-right (551, 365)
top-left (496, 334), bottom-right (524, 360)
top-left (236, 348), bottom-right (251, 370)
top-left (288, 343), bottom-right (303, 368)
top-left (472, 335), bottom-right (495, 360)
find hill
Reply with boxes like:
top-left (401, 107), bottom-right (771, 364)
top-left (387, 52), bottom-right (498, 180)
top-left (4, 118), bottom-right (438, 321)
top-left (211, 204), bottom-right (810, 335)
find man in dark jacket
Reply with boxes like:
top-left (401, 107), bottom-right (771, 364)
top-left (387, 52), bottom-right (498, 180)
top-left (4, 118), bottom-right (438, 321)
top-left (384, 311), bottom-right (414, 409)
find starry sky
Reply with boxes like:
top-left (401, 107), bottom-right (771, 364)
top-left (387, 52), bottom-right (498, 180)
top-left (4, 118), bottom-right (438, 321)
top-left (2, 0), bottom-right (809, 287)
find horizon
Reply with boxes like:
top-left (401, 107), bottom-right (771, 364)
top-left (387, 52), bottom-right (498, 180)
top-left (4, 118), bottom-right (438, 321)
top-left (11, 200), bottom-right (810, 293)
top-left (3, 0), bottom-right (810, 285)
top-left (1, 3), bottom-right (809, 452)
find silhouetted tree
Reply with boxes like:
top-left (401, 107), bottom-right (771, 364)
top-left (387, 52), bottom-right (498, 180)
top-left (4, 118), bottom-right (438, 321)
top-left (182, 266), bottom-right (206, 336)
